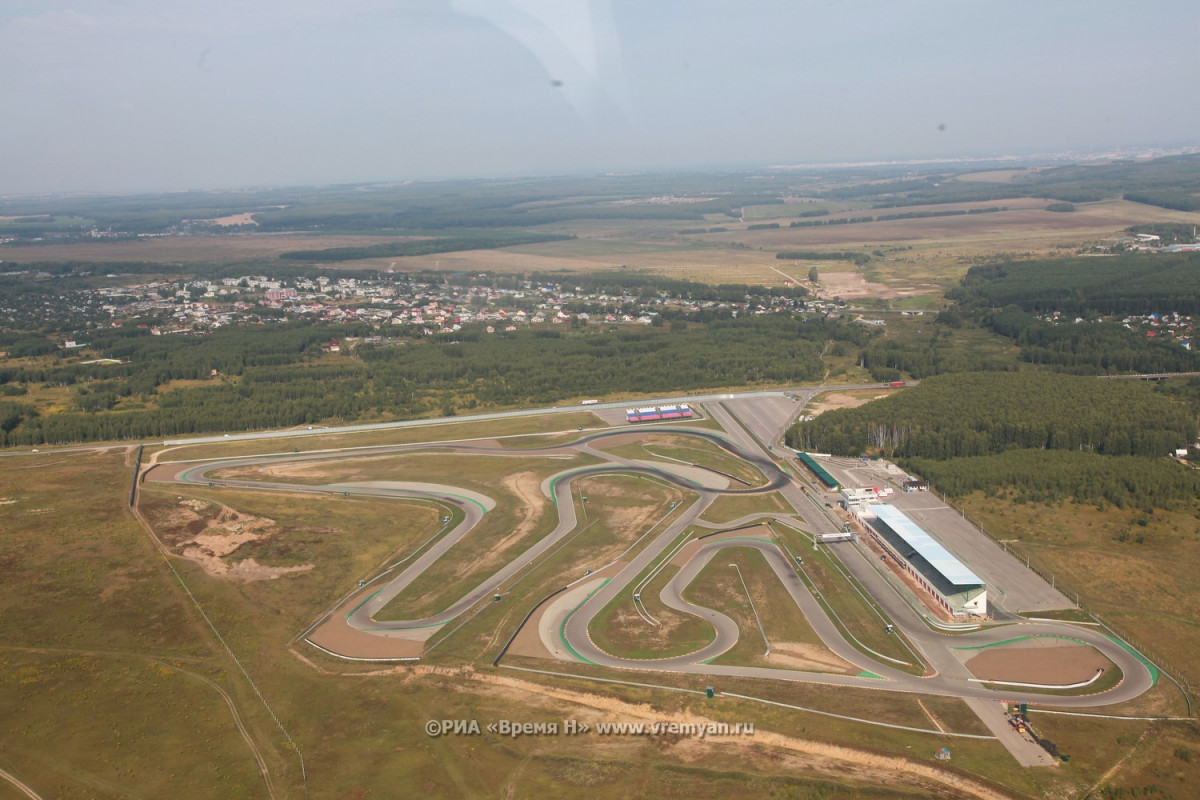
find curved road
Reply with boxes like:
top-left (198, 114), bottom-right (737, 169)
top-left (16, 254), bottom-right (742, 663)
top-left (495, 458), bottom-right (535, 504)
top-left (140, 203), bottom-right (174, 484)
top-left (147, 409), bottom-right (1156, 710)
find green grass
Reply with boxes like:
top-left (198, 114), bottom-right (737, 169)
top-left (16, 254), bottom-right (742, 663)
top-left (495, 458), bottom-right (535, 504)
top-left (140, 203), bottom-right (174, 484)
top-left (0, 651), bottom-right (267, 798)
top-left (587, 527), bottom-right (719, 660)
top-left (1023, 607), bottom-right (1094, 623)
top-left (959, 494), bottom-right (1200, 699)
top-left (599, 433), bottom-right (768, 487)
top-left (495, 431), bottom-right (590, 449)
top-left (150, 410), bottom-right (607, 462)
top-left (684, 545), bottom-right (849, 672)
top-left (700, 491), bottom-right (794, 524)
top-left (353, 456), bottom-right (601, 620)
top-left (771, 524), bottom-right (922, 672)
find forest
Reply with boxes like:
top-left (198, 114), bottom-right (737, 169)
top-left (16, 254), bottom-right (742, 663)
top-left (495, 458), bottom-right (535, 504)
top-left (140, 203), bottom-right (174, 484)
top-left (786, 371), bottom-right (1200, 509)
top-left (3, 154), bottom-right (1196, 243)
top-left (524, 271), bottom-right (808, 302)
top-left (905, 449), bottom-right (1200, 509)
top-left (950, 253), bottom-right (1200, 316)
top-left (858, 331), bottom-right (1017, 382)
top-left (817, 153), bottom-right (1200, 209)
top-left (278, 232), bottom-right (574, 262)
top-left (785, 372), bottom-right (1196, 460)
top-left (0, 315), bottom-right (838, 446)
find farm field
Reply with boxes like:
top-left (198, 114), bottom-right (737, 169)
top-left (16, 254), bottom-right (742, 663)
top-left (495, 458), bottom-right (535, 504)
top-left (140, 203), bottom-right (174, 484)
top-left (6, 195), bottom-right (1196, 295)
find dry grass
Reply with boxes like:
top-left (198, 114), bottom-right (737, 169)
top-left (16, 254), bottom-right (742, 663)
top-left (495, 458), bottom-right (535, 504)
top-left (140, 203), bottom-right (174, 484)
top-left (3, 195), bottom-right (1197, 301)
top-left (8, 439), bottom-right (1191, 798)
top-left (688, 545), bottom-right (855, 673)
top-left (804, 389), bottom-right (896, 417)
top-left (701, 492), bottom-right (793, 525)
top-left (151, 410), bottom-right (604, 462)
top-left (958, 494), bottom-right (1200, 695)
top-left (0, 232), bottom-right (414, 264)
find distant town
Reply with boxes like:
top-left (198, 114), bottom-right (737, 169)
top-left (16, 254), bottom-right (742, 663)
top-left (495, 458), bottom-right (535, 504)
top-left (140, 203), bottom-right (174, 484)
top-left (0, 270), bottom-right (839, 349)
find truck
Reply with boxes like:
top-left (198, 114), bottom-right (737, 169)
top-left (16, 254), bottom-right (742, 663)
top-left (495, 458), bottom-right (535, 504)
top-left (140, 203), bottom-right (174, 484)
top-left (580, 399), bottom-right (599, 405)
top-left (888, 381), bottom-right (906, 387)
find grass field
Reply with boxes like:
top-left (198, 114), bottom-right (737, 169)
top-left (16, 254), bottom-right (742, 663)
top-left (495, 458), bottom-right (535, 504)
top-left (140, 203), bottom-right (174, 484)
top-left (200, 450), bottom-right (600, 621)
top-left (957, 494), bottom-right (1200, 705)
top-left (771, 523), bottom-right (922, 671)
top-left (0, 650), bottom-right (268, 798)
top-left (376, 470), bottom-right (681, 622)
top-left (5, 435), bottom-right (1196, 798)
top-left (149, 410), bottom-right (607, 462)
top-left (0, 452), bottom-right (288, 798)
top-left (594, 432), bottom-right (769, 487)
top-left (588, 527), bottom-right (720, 660)
top-left (685, 545), bottom-right (852, 673)
top-left (700, 492), bottom-right (794, 524)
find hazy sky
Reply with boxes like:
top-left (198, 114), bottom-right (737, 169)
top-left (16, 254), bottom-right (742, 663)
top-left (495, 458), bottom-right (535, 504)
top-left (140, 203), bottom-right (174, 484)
top-left (2, 0), bottom-right (1197, 193)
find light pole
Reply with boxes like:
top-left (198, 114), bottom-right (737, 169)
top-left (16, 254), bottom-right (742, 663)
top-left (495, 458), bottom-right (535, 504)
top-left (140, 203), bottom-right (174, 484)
top-left (729, 563), bottom-right (770, 658)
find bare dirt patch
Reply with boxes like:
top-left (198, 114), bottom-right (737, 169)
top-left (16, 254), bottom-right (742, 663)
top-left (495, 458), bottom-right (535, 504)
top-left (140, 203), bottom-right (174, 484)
top-left (584, 432), bottom-right (643, 451)
top-left (400, 667), bottom-right (1014, 800)
top-left (143, 496), bottom-right (314, 581)
top-left (306, 618), bottom-right (424, 659)
top-left (197, 212), bottom-right (260, 227)
top-left (768, 641), bottom-right (856, 673)
top-left (212, 457), bottom-right (368, 483)
top-left (964, 641), bottom-right (1114, 685)
top-left (815, 270), bottom-right (934, 300)
top-left (805, 390), bottom-right (892, 416)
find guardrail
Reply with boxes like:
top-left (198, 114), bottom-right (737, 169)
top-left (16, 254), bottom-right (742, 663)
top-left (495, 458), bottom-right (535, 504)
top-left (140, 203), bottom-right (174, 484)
top-left (127, 443), bottom-right (144, 508)
top-left (926, 484), bottom-right (1194, 716)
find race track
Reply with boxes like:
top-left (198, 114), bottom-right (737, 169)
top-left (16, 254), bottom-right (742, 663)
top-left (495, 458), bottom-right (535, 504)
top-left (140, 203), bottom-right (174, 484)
top-left (144, 401), bottom-right (1158, 713)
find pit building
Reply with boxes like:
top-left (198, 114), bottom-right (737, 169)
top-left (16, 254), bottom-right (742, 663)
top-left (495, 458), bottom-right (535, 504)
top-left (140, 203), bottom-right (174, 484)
top-left (853, 503), bottom-right (987, 617)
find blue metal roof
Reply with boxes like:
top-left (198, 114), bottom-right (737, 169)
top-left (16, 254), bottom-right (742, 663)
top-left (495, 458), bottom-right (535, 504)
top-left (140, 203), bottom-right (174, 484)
top-left (872, 504), bottom-right (984, 587)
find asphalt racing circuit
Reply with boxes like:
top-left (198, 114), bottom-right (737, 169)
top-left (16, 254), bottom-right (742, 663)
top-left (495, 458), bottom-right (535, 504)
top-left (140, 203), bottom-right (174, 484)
top-left (143, 392), bottom-right (1162, 765)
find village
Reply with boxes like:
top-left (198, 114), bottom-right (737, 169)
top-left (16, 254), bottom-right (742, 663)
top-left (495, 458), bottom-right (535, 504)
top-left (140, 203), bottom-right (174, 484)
top-left (1, 269), bottom-right (839, 345)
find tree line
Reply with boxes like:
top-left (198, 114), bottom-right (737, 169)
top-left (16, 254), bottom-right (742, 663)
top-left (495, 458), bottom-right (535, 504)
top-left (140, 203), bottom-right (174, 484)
top-left (785, 372), bottom-right (1196, 460)
top-left (950, 253), bottom-right (1200, 316)
top-left (1, 315), bottom-right (843, 446)
top-left (905, 449), bottom-right (1200, 509)
top-left (278, 232), bottom-right (575, 262)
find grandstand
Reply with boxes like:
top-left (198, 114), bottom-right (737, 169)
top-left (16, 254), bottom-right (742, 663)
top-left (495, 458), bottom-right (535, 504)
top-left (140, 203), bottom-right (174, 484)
top-left (626, 404), bottom-right (694, 423)
top-left (854, 503), bottom-right (987, 617)
top-left (795, 452), bottom-right (839, 490)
